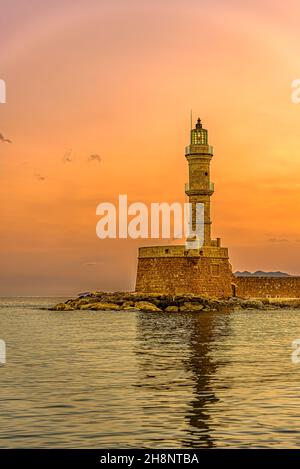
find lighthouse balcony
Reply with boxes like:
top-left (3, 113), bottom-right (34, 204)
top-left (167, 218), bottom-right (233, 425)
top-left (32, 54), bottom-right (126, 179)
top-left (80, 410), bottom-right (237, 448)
top-left (185, 182), bottom-right (214, 193)
top-left (185, 144), bottom-right (214, 156)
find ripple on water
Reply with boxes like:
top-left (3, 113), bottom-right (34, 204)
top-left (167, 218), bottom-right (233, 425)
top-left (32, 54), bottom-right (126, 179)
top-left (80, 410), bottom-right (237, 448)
top-left (0, 298), bottom-right (300, 448)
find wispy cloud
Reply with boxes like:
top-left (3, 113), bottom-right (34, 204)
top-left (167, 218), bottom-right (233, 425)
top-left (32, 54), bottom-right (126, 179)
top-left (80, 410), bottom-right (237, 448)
top-left (34, 173), bottom-right (46, 181)
top-left (84, 261), bottom-right (104, 267)
top-left (0, 132), bottom-right (12, 143)
top-left (88, 154), bottom-right (101, 163)
top-left (268, 238), bottom-right (289, 243)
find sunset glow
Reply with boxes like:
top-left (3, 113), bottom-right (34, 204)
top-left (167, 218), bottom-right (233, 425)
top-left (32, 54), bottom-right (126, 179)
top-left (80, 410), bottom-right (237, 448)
top-left (1, 0), bottom-right (300, 295)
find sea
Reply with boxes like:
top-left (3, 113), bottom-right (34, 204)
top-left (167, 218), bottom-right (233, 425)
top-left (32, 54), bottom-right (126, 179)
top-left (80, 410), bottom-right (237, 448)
top-left (0, 297), bottom-right (300, 448)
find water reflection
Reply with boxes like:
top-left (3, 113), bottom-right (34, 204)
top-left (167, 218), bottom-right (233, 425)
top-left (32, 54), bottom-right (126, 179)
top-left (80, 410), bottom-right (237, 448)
top-left (135, 311), bottom-right (232, 447)
top-left (182, 312), bottom-right (232, 447)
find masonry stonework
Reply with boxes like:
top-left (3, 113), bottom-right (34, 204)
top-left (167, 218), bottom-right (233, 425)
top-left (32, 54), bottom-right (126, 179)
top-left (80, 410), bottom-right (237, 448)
top-left (136, 256), bottom-right (233, 297)
top-left (234, 277), bottom-right (300, 299)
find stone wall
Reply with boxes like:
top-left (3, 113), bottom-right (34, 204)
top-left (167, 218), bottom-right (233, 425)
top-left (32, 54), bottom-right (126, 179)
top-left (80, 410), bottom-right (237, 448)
top-left (233, 276), bottom-right (300, 298)
top-left (135, 256), bottom-right (233, 298)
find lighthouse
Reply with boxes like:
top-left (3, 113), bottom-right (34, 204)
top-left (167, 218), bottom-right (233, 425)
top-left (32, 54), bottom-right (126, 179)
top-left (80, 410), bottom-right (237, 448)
top-left (135, 116), bottom-right (233, 298)
top-left (185, 118), bottom-right (214, 247)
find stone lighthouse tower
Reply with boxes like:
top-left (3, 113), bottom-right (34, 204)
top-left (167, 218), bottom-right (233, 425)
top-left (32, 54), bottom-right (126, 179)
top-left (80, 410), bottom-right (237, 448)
top-left (135, 117), bottom-right (233, 298)
top-left (185, 118), bottom-right (214, 247)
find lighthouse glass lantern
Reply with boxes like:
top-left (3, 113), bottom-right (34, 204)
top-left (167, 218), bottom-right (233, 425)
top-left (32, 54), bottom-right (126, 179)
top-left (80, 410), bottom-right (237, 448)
top-left (191, 118), bottom-right (208, 145)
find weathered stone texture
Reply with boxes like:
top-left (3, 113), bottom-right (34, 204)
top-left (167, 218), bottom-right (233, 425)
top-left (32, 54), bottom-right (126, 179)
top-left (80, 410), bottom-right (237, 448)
top-left (234, 276), bottom-right (300, 298)
top-left (135, 256), bottom-right (233, 298)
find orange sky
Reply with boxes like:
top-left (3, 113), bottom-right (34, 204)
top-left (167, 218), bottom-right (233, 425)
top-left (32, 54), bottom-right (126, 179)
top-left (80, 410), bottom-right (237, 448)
top-left (1, 0), bottom-right (300, 295)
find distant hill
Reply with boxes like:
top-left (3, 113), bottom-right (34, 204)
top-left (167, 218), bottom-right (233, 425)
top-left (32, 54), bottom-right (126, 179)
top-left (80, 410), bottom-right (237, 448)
top-left (234, 271), bottom-right (291, 277)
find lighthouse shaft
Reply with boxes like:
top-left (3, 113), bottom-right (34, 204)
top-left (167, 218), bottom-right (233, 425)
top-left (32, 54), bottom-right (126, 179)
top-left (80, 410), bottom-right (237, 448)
top-left (185, 118), bottom-right (214, 247)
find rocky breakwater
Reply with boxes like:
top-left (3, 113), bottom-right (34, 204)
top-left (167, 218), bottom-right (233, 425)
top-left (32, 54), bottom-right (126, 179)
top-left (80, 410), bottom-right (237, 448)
top-left (50, 292), bottom-right (300, 313)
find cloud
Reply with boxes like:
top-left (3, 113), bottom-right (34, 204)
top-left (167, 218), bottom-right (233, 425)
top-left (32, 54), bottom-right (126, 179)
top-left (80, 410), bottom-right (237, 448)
top-left (268, 238), bottom-right (289, 243)
top-left (88, 153), bottom-right (101, 163)
top-left (84, 261), bottom-right (104, 267)
top-left (62, 148), bottom-right (73, 163)
top-left (0, 132), bottom-right (12, 143)
top-left (35, 173), bottom-right (46, 181)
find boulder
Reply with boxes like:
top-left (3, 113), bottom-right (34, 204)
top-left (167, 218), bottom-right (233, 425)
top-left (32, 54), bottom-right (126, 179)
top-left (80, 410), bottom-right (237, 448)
top-left (71, 297), bottom-right (100, 309)
top-left (122, 301), bottom-right (135, 307)
top-left (122, 306), bottom-right (139, 311)
top-left (240, 299), bottom-right (265, 309)
top-left (134, 301), bottom-right (162, 312)
top-left (179, 302), bottom-right (204, 312)
top-left (51, 303), bottom-right (75, 311)
top-left (165, 305), bottom-right (179, 312)
top-left (79, 302), bottom-right (120, 311)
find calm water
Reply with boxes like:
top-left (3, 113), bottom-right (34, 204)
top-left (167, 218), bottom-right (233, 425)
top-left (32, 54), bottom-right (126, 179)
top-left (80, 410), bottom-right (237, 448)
top-left (0, 297), bottom-right (300, 448)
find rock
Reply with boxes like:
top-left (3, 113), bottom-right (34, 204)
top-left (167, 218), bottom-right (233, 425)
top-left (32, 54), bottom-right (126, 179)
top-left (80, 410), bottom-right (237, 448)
top-left (70, 297), bottom-right (100, 309)
top-left (180, 302), bottom-right (204, 313)
top-left (165, 305), bottom-right (179, 312)
top-left (179, 302), bottom-right (204, 312)
top-left (240, 299), bottom-right (265, 309)
top-left (122, 301), bottom-right (135, 307)
top-left (134, 301), bottom-right (162, 312)
top-left (262, 298), bottom-right (300, 309)
top-left (51, 303), bottom-right (75, 311)
top-left (51, 292), bottom-right (300, 314)
top-left (79, 302), bottom-right (120, 311)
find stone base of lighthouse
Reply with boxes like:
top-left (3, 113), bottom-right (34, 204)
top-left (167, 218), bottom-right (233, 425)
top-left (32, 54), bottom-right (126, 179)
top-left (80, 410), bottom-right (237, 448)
top-left (135, 243), bottom-right (233, 298)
